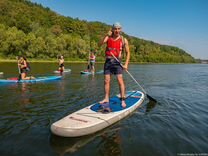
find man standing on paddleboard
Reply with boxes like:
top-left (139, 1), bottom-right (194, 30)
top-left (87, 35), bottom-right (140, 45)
top-left (99, 22), bottom-right (130, 108)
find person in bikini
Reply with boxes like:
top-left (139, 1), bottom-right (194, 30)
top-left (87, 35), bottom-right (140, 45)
top-left (18, 56), bottom-right (35, 80)
top-left (58, 55), bottom-right (65, 73)
top-left (99, 22), bottom-right (130, 109)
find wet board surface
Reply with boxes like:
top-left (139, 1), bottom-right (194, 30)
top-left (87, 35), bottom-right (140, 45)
top-left (80, 71), bottom-right (92, 74)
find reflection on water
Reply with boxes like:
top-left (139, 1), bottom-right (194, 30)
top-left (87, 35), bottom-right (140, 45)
top-left (50, 126), bottom-right (122, 156)
top-left (98, 129), bottom-right (122, 156)
top-left (20, 83), bottom-right (33, 105)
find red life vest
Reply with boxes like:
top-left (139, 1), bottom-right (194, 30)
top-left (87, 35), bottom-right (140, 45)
top-left (90, 55), bottom-right (95, 60)
top-left (106, 36), bottom-right (124, 58)
top-left (90, 55), bottom-right (96, 62)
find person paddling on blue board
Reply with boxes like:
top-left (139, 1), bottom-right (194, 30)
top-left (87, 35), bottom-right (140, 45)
top-left (89, 50), bottom-right (96, 74)
top-left (58, 55), bottom-right (65, 74)
top-left (99, 22), bottom-right (130, 108)
top-left (18, 56), bottom-right (35, 80)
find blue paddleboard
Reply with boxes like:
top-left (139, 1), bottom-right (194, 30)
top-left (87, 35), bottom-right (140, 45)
top-left (0, 76), bottom-right (62, 83)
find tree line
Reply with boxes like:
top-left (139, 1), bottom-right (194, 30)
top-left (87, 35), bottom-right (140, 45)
top-left (0, 0), bottom-right (196, 63)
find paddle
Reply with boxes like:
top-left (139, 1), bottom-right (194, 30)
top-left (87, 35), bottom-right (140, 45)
top-left (57, 55), bottom-right (62, 74)
top-left (87, 52), bottom-right (90, 71)
top-left (17, 57), bottom-right (21, 81)
top-left (110, 52), bottom-right (157, 103)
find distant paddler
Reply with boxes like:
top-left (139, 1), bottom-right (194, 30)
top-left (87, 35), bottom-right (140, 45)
top-left (89, 50), bottom-right (96, 74)
top-left (18, 56), bottom-right (35, 80)
top-left (58, 55), bottom-right (65, 74)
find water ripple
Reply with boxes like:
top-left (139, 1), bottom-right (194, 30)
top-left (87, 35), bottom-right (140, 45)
top-left (1, 63), bottom-right (208, 156)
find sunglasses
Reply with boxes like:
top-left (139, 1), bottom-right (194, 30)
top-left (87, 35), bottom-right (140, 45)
top-left (113, 27), bottom-right (121, 30)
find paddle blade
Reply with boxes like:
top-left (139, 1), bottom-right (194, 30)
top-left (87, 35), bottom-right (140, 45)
top-left (145, 99), bottom-right (157, 113)
top-left (147, 94), bottom-right (157, 103)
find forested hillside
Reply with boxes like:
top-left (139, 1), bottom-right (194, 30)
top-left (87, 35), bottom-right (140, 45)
top-left (0, 0), bottom-right (196, 63)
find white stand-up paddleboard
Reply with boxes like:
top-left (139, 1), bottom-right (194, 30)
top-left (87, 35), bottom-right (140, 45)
top-left (80, 71), bottom-right (92, 75)
top-left (80, 70), bottom-right (103, 75)
top-left (53, 69), bottom-right (71, 74)
top-left (51, 90), bottom-right (144, 137)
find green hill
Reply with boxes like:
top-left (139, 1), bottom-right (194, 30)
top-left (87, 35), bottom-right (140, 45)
top-left (0, 0), bottom-right (196, 63)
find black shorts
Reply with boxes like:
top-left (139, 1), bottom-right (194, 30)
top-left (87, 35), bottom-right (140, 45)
top-left (90, 61), bottom-right (95, 66)
top-left (104, 58), bottom-right (123, 75)
top-left (59, 64), bottom-right (64, 68)
top-left (21, 68), bottom-right (27, 73)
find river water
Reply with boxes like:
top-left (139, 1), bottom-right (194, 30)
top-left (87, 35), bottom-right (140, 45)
top-left (0, 63), bottom-right (207, 156)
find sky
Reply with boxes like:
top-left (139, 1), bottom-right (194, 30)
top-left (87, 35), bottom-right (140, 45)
top-left (31, 0), bottom-right (208, 59)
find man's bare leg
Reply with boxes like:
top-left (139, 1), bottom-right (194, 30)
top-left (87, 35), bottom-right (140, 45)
top-left (117, 74), bottom-right (126, 108)
top-left (100, 74), bottom-right (111, 104)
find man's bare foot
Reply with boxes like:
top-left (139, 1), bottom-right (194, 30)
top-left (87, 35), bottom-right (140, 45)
top-left (99, 99), bottom-right (109, 104)
top-left (121, 100), bottom-right (126, 108)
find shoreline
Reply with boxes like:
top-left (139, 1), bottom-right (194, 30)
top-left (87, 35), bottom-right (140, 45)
top-left (0, 59), bottom-right (198, 64)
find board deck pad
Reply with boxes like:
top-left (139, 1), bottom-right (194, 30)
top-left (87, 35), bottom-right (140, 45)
top-left (90, 92), bottom-right (142, 112)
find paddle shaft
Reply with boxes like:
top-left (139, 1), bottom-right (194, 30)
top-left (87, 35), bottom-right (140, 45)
top-left (110, 52), bottom-right (157, 102)
top-left (111, 55), bottom-right (147, 94)
top-left (17, 58), bottom-right (21, 81)
top-left (87, 52), bottom-right (90, 70)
